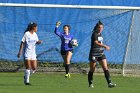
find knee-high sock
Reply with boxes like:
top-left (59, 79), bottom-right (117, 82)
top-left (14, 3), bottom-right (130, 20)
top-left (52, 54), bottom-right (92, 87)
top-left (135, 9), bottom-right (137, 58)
top-left (25, 69), bottom-right (30, 83)
top-left (88, 71), bottom-right (93, 85)
top-left (104, 70), bottom-right (111, 84)
top-left (65, 64), bottom-right (70, 74)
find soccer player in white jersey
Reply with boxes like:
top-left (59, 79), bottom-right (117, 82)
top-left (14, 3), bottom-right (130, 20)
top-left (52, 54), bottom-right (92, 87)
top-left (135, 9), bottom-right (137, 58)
top-left (17, 22), bottom-right (42, 85)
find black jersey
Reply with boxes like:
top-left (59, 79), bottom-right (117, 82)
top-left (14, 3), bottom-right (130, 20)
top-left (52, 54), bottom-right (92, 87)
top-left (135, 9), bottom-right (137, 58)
top-left (89, 31), bottom-right (104, 57)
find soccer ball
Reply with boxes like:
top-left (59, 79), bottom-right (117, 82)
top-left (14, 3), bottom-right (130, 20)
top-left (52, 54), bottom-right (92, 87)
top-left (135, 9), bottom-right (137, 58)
top-left (71, 39), bottom-right (78, 47)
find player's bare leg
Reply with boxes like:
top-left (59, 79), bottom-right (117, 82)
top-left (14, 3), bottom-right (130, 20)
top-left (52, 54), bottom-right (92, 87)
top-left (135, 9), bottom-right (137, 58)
top-left (31, 60), bottom-right (37, 74)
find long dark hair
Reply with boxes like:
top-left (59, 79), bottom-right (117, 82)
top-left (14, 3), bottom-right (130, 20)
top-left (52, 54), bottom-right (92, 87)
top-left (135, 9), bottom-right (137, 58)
top-left (24, 22), bottom-right (37, 33)
top-left (93, 20), bottom-right (103, 32)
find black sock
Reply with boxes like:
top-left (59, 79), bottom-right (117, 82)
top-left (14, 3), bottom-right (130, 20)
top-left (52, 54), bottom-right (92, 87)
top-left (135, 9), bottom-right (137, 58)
top-left (104, 70), bottom-right (111, 84)
top-left (88, 71), bottom-right (93, 85)
top-left (65, 64), bottom-right (70, 74)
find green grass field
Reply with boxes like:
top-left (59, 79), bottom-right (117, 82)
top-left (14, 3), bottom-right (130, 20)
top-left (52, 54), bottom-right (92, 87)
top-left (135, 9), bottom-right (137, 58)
top-left (0, 72), bottom-right (140, 93)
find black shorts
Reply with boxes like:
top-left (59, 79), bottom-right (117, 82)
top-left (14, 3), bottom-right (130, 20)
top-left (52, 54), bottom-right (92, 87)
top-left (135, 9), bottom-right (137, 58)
top-left (89, 53), bottom-right (106, 62)
top-left (61, 50), bottom-right (74, 55)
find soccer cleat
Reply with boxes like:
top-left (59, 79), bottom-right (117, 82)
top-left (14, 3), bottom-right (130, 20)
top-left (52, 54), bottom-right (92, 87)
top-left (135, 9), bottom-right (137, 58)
top-left (25, 83), bottom-right (32, 86)
top-left (24, 76), bottom-right (31, 85)
top-left (68, 73), bottom-right (71, 78)
top-left (108, 83), bottom-right (116, 88)
top-left (89, 84), bottom-right (94, 88)
top-left (65, 73), bottom-right (71, 78)
top-left (65, 74), bottom-right (68, 78)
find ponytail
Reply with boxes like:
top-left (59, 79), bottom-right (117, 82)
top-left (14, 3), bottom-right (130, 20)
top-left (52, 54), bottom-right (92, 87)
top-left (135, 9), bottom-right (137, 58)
top-left (24, 22), bottom-right (37, 33)
top-left (93, 20), bottom-right (103, 32)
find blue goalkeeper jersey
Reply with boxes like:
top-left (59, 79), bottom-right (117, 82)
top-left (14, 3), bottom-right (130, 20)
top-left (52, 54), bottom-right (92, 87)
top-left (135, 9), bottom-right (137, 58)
top-left (54, 27), bottom-right (73, 51)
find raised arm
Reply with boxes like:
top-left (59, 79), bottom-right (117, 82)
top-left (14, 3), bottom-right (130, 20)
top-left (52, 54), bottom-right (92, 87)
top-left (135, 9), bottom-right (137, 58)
top-left (54, 21), bottom-right (62, 37)
top-left (54, 27), bottom-right (62, 37)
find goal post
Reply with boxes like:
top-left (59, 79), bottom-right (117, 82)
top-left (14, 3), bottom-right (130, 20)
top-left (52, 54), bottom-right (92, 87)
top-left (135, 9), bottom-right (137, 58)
top-left (0, 3), bottom-right (140, 10)
top-left (122, 10), bottom-right (140, 76)
top-left (122, 10), bottom-right (135, 76)
top-left (0, 3), bottom-right (140, 74)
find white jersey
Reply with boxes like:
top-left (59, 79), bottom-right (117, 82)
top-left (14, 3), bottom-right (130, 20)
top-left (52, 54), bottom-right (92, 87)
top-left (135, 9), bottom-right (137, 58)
top-left (22, 31), bottom-right (39, 60)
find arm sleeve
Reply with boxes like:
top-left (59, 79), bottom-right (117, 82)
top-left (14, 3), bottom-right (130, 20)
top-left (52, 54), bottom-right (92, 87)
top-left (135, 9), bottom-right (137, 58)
top-left (71, 35), bottom-right (74, 40)
top-left (36, 34), bottom-right (39, 42)
top-left (71, 35), bottom-right (74, 41)
top-left (21, 33), bottom-right (26, 43)
top-left (54, 27), bottom-right (62, 37)
top-left (92, 33), bottom-right (98, 41)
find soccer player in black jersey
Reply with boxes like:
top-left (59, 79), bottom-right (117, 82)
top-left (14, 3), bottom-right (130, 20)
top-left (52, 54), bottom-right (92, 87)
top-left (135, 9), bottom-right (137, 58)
top-left (88, 21), bottom-right (116, 88)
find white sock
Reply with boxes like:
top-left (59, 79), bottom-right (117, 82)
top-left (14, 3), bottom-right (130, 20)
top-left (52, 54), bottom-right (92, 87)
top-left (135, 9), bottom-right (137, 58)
top-left (25, 69), bottom-right (30, 83)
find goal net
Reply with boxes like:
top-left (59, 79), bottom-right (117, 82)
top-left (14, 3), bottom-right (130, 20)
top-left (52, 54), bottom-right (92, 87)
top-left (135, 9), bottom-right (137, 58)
top-left (122, 10), bottom-right (140, 76)
top-left (0, 3), bottom-right (139, 74)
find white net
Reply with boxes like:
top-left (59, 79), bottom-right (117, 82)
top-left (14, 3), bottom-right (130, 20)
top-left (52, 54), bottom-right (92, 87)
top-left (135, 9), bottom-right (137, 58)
top-left (123, 10), bottom-right (140, 75)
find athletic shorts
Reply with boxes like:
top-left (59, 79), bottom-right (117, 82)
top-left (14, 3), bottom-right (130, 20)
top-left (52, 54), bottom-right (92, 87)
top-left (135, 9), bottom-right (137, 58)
top-left (24, 55), bottom-right (37, 60)
top-left (61, 50), bottom-right (74, 55)
top-left (89, 53), bottom-right (106, 62)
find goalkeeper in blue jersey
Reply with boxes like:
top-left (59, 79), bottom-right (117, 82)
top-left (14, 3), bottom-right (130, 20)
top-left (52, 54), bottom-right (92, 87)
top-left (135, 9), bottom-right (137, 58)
top-left (54, 21), bottom-right (74, 78)
top-left (88, 21), bottom-right (116, 88)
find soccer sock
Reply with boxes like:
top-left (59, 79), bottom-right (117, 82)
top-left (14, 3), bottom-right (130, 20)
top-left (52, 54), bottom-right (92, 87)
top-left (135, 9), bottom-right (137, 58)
top-left (104, 70), bottom-right (111, 84)
top-left (65, 64), bottom-right (70, 74)
top-left (25, 69), bottom-right (30, 83)
top-left (88, 71), bottom-right (93, 85)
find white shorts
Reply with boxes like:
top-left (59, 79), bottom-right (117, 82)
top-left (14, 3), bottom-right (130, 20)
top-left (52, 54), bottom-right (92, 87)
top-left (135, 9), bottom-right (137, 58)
top-left (24, 55), bottom-right (37, 60)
